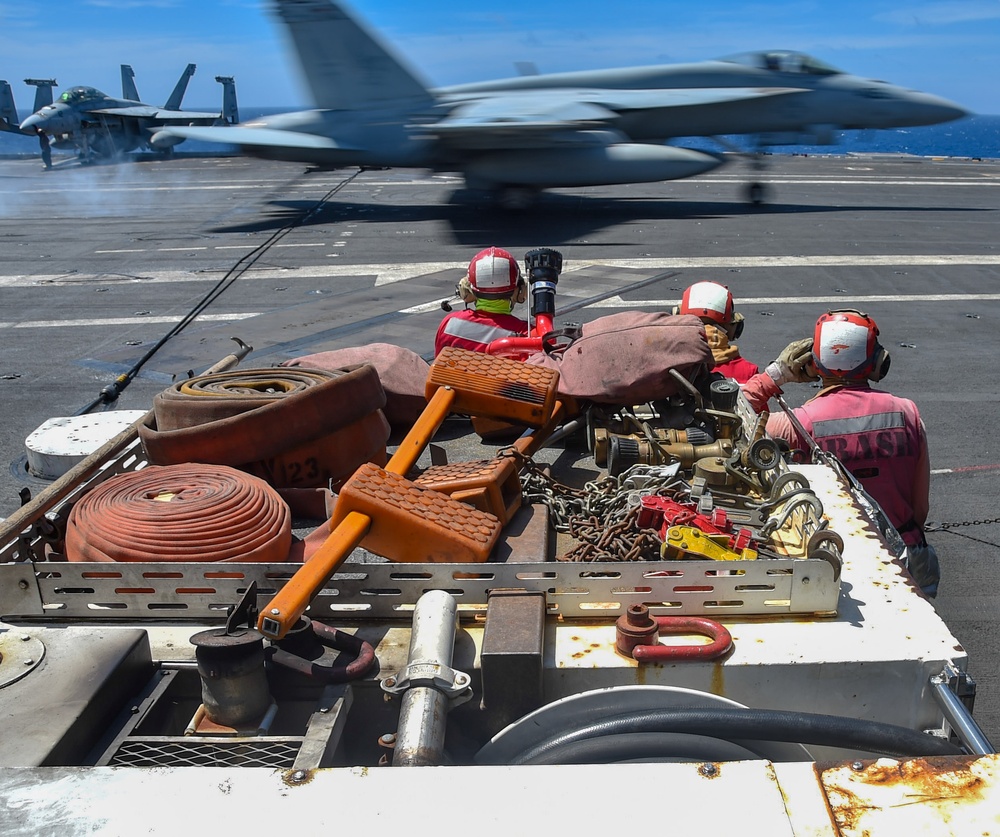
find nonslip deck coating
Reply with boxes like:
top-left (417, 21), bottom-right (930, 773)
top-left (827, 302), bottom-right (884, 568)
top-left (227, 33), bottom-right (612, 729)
top-left (1, 151), bottom-right (998, 743)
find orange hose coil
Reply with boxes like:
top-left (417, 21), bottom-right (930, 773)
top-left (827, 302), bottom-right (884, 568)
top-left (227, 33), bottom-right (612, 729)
top-left (65, 463), bottom-right (292, 563)
top-left (138, 365), bottom-right (390, 490)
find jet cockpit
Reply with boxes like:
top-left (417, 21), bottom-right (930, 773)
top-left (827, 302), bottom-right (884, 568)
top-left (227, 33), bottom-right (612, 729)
top-left (58, 87), bottom-right (109, 106)
top-left (720, 51), bottom-right (842, 76)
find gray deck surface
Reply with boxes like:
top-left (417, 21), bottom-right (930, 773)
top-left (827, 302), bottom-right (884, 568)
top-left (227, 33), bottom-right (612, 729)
top-left (1, 151), bottom-right (998, 742)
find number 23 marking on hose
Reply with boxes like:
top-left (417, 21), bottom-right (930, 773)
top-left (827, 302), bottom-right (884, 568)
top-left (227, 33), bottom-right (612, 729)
top-left (287, 457), bottom-right (321, 484)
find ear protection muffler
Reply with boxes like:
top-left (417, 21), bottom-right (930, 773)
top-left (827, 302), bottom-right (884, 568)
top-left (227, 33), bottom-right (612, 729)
top-left (457, 275), bottom-right (526, 308)
top-left (458, 275), bottom-right (476, 304)
top-left (729, 312), bottom-right (745, 341)
top-left (869, 343), bottom-right (891, 381)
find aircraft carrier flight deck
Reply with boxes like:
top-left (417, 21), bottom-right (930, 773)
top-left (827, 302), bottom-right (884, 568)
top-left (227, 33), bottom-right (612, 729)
top-left (1, 151), bottom-right (999, 741)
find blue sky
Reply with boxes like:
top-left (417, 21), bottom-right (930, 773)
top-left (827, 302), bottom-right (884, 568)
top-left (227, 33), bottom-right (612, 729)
top-left (1, 0), bottom-right (997, 114)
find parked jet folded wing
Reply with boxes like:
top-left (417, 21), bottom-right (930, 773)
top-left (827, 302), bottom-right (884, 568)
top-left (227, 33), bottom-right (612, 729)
top-left (0, 119), bottom-right (28, 135)
top-left (165, 125), bottom-right (355, 150)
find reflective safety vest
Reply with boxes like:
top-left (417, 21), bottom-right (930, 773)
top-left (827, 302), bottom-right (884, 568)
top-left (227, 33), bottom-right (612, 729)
top-left (794, 386), bottom-right (926, 544)
top-left (434, 309), bottom-right (528, 356)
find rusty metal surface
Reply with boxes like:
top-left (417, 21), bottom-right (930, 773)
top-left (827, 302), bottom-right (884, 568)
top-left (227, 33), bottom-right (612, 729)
top-left (481, 590), bottom-right (546, 730)
top-left (820, 754), bottom-right (1000, 835)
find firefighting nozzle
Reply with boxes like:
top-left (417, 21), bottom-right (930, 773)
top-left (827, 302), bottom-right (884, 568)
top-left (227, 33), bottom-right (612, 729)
top-left (604, 431), bottom-right (733, 476)
top-left (666, 368), bottom-right (742, 440)
top-left (743, 438), bottom-right (782, 474)
top-left (709, 379), bottom-right (740, 412)
top-left (592, 425), bottom-right (698, 467)
top-left (524, 248), bottom-right (563, 321)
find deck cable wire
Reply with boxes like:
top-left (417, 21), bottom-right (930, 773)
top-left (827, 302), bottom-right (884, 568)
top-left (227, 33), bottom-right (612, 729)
top-left (74, 169), bottom-right (364, 415)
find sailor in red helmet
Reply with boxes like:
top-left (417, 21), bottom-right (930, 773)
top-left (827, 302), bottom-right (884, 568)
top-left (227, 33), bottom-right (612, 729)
top-left (434, 247), bottom-right (528, 356)
top-left (678, 281), bottom-right (759, 383)
top-left (743, 309), bottom-right (938, 596)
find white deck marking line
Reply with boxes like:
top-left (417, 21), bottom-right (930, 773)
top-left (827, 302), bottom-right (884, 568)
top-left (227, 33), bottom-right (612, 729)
top-left (5, 254), bottom-right (1000, 288)
top-left (4, 175), bottom-right (996, 198)
top-left (601, 293), bottom-right (1000, 308)
top-left (9, 290), bottom-right (1000, 330)
top-left (0, 313), bottom-right (259, 329)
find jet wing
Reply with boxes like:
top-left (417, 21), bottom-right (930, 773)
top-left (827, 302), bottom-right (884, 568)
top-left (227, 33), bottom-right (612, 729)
top-left (432, 87), bottom-right (802, 148)
top-left (165, 125), bottom-right (355, 150)
top-left (88, 106), bottom-right (224, 121)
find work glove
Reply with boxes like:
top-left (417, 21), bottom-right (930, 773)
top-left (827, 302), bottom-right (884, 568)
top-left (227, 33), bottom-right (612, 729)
top-left (765, 338), bottom-right (818, 386)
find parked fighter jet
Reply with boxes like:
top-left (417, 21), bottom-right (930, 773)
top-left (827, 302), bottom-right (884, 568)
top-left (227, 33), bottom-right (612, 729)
top-left (11, 64), bottom-right (239, 163)
top-left (167, 0), bottom-right (967, 207)
top-left (0, 78), bottom-right (56, 133)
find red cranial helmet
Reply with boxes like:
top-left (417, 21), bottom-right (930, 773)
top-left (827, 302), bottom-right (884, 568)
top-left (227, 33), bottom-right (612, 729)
top-left (680, 281), bottom-right (734, 326)
top-left (813, 309), bottom-right (890, 381)
top-left (467, 247), bottom-right (521, 297)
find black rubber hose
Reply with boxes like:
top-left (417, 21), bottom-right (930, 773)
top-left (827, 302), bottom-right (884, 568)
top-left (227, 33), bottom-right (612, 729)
top-left (524, 732), bottom-right (764, 765)
top-left (479, 707), bottom-right (963, 765)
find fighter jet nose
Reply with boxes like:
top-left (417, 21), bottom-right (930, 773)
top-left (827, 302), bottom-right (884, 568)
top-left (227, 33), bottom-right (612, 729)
top-left (911, 92), bottom-right (969, 126)
top-left (19, 114), bottom-right (41, 132)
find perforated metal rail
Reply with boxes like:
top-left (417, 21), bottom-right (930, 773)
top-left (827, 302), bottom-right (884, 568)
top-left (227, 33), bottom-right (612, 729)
top-left (0, 554), bottom-right (840, 621)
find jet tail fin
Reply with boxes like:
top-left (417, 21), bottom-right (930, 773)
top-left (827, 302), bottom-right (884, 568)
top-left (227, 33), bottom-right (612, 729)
top-left (164, 64), bottom-right (196, 110)
top-left (215, 75), bottom-right (240, 124)
top-left (273, 0), bottom-right (435, 111)
top-left (24, 79), bottom-right (56, 113)
top-left (0, 81), bottom-right (19, 130)
top-left (121, 65), bottom-right (140, 101)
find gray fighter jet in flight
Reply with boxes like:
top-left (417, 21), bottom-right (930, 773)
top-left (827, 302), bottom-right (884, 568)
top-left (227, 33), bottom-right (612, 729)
top-left (5, 64), bottom-right (239, 163)
top-left (168, 0), bottom-right (967, 206)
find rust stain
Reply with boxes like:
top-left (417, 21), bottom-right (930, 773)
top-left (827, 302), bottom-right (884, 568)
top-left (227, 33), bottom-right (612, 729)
top-left (282, 768), bottom-right (315, 787)
top-left (710, 660), bottom-right (725, 695)
top-left (823, 757), bottom-right (989, 832)
top-left (863, 757), bottom-right (987, 799)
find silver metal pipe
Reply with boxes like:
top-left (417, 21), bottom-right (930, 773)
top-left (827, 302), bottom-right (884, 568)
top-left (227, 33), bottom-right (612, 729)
top-left (392, 590), bottom-right (459, 767)
top-left (393, 687), bottom-right (450, 767)
top-left (930, 676), bottom-right (995, 755)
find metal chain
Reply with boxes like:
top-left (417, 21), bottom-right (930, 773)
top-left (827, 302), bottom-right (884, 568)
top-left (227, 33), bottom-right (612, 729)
top-left (925, 518), bottom-right (1000, 550)
top-left (502, 449), bottom-right (684, 562)
top-left (926, 517), bottom-right (1000, 530)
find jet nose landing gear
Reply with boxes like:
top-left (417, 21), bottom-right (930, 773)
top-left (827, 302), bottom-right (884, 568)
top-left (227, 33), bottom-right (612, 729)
top-left (746, 181), bottom-right (769, 205)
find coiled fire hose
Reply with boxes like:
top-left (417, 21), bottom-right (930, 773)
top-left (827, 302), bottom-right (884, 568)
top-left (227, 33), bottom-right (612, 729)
top-left (65, 463), bottom-right (292, 563)
top-left (138, 365), bottom-right (389, 490)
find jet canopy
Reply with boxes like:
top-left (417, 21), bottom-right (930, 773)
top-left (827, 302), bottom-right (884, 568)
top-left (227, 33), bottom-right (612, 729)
top-left (58, 87), bottom-right (108, 105)
top-left (719, 51), bottom-right (843, 76)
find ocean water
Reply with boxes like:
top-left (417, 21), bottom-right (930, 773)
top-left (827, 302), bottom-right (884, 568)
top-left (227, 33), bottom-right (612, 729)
top-left (2, 110), bottom-right (997, 160)
top-left (673, 113), bottom-right (1000, 159)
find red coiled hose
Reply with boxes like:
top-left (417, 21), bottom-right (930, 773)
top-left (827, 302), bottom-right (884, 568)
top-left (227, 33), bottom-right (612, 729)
top-left (65, 463), bottom-right (292, 563)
